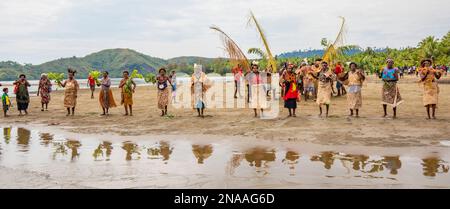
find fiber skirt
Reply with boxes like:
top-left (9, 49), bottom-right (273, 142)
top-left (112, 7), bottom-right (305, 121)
top-left (284, 99), bottom-right (297, 109)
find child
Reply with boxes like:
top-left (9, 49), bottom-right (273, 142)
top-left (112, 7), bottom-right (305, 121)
top-left (2, 88), bottom-right (11, 117)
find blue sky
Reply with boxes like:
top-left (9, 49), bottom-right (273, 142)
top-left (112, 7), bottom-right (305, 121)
top-left (1, 0), bottom-right (449, 64)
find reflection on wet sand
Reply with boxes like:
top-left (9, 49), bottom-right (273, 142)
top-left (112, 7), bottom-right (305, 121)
top-left (422, 157), bottom-right (450, 177)
top-left (244, 148), bottom-right (276, 175)
top-left (122, 142), bottom-right (140, 161)
top-left (148, 141), bottom-right (173, 163)
top-left (192, 144), bottom-right (213, 164)
top-left (16, 128), bottom-right (30, 152)
top-left (3, 127), bottom-right (11, 144)
top-left (227, 154), bottom-right (245, 175)
top-left (93, 141), bottom-right (113, 161)
top-left (342, 154), bottom-right (369, 171)
top-left (1, 126), bottom-right (450, 186)
top-left (39, 133), bottom-right (54, 147)
top-left (282, 151), bottom-right (300, 176)
top-left (311, 151), bottom-right (337, 170)
top-left (66, 140), bottom-right (81, 161)
top-left (383, 156), bottom-right (402, 175)
top-left (52, 142), bottom-right (68, 159)
top-left (147, 141), bottom-right (173, 164)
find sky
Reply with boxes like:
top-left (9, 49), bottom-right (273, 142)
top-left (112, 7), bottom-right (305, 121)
top-left (1, 0), bottom-right (449, 64)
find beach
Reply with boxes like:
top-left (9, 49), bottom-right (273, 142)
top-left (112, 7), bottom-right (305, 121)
top-left (3, 75), bottom-right (450, 147)
top-left (1, 75), bottom-right (450, 189)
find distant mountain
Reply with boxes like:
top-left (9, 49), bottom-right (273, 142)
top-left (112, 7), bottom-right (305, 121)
top-left (1, 47), bottom-right (375, 81)
top-left (31, 48), bottom-right (167, 78)
top-left (0, 49), bottom-right (228, 80)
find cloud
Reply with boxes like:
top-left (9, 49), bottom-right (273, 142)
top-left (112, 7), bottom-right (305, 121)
top-left (0, 0), bottom-right (449, 64)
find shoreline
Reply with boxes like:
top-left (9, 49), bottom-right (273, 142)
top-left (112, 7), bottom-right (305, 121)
top-left (1, 76), bottom-right (449, 148)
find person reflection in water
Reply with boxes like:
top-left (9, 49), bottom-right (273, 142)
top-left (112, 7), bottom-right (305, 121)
top-left (422, 157), bottom-right (450, 177)
top-left (122, 142), bottom-right (140, 161)
top-left (148, 141), bottom-right (173, 163)
top-left (383, 156), bottom-right (402, 175)
top-left (244, 148), bottom-right (276, 176)
top-left (159, 142), bottom-right (173, 161)
top-left (282, 151), bottom-right (300, 176)
top-left (93, 141), bottom-right (113, 161)
top-left (17, 128), bottom-right (31, 152)
top-left (66, 140), bottom-right (81, 161)
top-left (103, 142), bottom-right (113, 160)
top-left (345, 154), bottom-right (369, 171)
top-left (310, 151), bottom-right (336, 170)
top-left (192, 144), bottom-right (213, 164)
top-left (227, 154), bottom-right (245, 176)
top-left (39, 133), bottom-right (54, 147)
top-left (3, 127), bottom-right (11, 144)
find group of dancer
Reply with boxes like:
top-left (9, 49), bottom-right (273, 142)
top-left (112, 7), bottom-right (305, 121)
top-left (0, 58), bottom-right (444, 119)
top-left (231, 57), bottom-right (442, 119)
top-left (0, 64), bottom-right (209, 118)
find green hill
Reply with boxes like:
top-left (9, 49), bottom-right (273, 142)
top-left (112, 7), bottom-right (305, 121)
top-left (0, 49), bottom-right (230, 80)
top-left (0, 49), bottom-right (228, 80)
top-left (33, 48), bottom-right (168, 78)
top-left (0, 48), bottom-right (170, 80)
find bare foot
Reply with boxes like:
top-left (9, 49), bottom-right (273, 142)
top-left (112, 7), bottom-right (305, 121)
top-left (383, 114), bottom-right (387, 118)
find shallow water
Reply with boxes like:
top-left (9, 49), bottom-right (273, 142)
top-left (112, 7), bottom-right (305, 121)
top-left (0, 125), bottom-right (449, 188)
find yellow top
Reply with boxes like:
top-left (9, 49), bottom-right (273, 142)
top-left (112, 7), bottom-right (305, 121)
top-left (348, 71), bottom-right (364, 86)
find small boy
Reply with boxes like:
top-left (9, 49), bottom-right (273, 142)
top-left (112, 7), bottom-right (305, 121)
top-left (2, 88), bottom-right (11, 117)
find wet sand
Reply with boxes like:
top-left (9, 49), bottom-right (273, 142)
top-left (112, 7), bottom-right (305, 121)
top-left (1, 75), bottom-right (450, 188)
top-left (0, 125), bottom-right (449, 189)
top-left (4, 75), bottom-right (450, 148)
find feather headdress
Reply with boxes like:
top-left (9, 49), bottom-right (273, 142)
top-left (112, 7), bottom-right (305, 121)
top-left (323, 16), bottom-right (347, 65)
